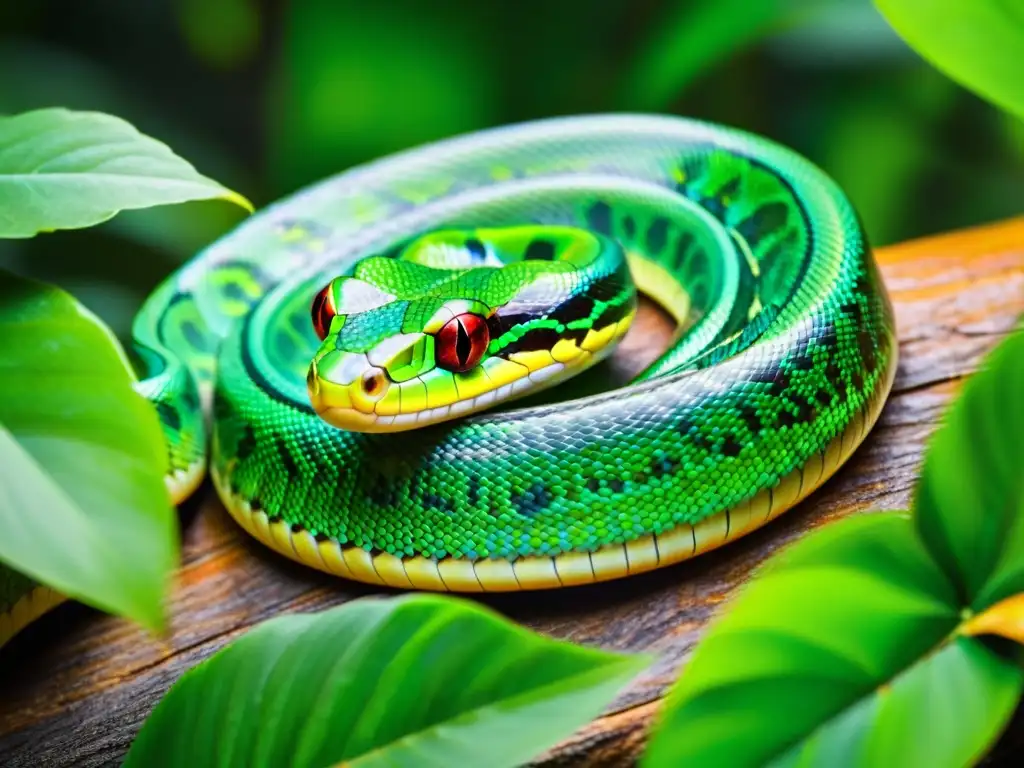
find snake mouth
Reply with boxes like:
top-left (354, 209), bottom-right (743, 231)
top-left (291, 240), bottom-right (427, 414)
top-left (308, 314), bottom-right (634, 434)
top-left (309, 354), bottom-right (578, 433)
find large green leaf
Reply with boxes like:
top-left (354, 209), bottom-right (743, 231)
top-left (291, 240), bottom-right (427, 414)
top-left (875, 0), bottom-right (1024, 120)
top-left (0, 272), bottom-right (177, 632)
top-left (642, 512), bottom-right (1020, 767)
top-left (914, 328), bottom-right (1024, 608)
top-left (0, 107), bottom-right (251, 238)
top-left (123, 594), bottom-right (649, 768)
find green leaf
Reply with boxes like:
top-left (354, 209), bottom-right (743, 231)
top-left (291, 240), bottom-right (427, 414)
top-left (874, 0), bottom-right (1024, 120)
top-left (0, 272), bottom-right (177, 632)
top-left (770, 637), bottom-right (1022, 768)
top-left (643, 512), bottom-right (978, 767)
top-left (914, 328), bottom-right (1024, 608)
top-left (620, 0), bottom-right (796, 110)
top-left (0, 107), bottom-right (251, 238)
top-left (123, 594), bottom-right (649, 768)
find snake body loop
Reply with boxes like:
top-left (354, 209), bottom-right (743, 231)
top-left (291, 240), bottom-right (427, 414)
top-left (0, 114), bottom-right (896, 644)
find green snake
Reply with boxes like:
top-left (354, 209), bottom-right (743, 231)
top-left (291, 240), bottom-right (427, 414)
top-left (1, 114), bottom-right (896, 647)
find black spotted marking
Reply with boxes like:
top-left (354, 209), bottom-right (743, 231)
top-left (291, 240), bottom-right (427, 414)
top-left (524, 239), bottom-right (556, 261)
top-left (685, 247), bottom-right (709, 280)
top-left (721, 436), bottom-right (743, 457)
top-left (672, 232), bottom-right (695, 271)
top-left (221, 282), bottom-right (250, 304)
top-left (586, 477), bottom-right (601, 493)
top-left (367, 475), bottom-right (397, 507)
top-left (814, 388), bottom-right (835, 407)
top-left (235, 424), bottom-right (257, 461)
top-left (274, 436), bottom-right (300, 478)
top-left (856, 328), bottom-right (877, 371)
top-left (788, 394), bottom-right (818, 424)
top-left (465, 238), bottom-right (487, 261)
top-left (651, 454), bottom-right (680, 478)
top-left (645, 217), bottom-right (670, 254)
top-left (180, 381), bottom-right (200, 411)
top-left (737, 404), bottom-right (762, 435)
top-left (181, 320), bottom-right (211, 352)
top-left (586, 201), bottom-right (613, 235)
top-left (608, 478), bottom-right (625, 493)
top-left (699, 193), bottom-right (726, 220)
top-left (156, 401), bottom-right (181, 432)
top-left (675, 418), bottom-right (694, 436)
top-left (777, 408), bottom-right (798, 428)
top-left (423, 493), bottom-right (451, 512)
top-left (512, 483), bottom-right (550, 517)
top-left (717, 176), bottom-right (742, 202)
top-left (736, 201), bottom-right (790, 244)
top-left (467, 476), bottom-right (482, 507)
top-left (622, 215), bottom-right (637, 239)
top-left (824, 361), bottom-right (844, 390)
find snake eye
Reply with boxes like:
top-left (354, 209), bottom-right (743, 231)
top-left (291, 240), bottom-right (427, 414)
top-left (311, 283), bottom-right (337, 340)
top-left (436, 313), bottom-right (490, 373)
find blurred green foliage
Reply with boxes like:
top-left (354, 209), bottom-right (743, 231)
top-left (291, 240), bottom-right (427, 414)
top-left (0, 0), bottom-right (1021, 338)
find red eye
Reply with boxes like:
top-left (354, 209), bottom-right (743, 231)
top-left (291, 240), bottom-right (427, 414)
top-left (311, 283), bottom-right (337, 340)
top-left (436, 313), bottom-right (490, 372)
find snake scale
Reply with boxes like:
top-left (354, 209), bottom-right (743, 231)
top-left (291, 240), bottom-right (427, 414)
top-left (1, 114), bottom-right (896, 647)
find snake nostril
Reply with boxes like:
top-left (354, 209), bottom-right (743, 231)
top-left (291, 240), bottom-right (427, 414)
top-left (361, 369), bottom-right (387, 397)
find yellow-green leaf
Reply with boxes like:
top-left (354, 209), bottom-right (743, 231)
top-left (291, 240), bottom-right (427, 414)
top-left (875, 0), bottom-right (1024, 120)
top-left (0, 107), bottom-right (251, 238)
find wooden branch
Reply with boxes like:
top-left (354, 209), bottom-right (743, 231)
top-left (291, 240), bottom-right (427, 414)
top-left (1, 218), bottom-right (1022, 767)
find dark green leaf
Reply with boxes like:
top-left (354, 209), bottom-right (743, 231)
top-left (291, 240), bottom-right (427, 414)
top-left (875, 0), bottom-right (1024, 120)
top-left (769, 637), bottom-right (1022, 767)
top-left (620, 0), bottom-right (794, 109)
top-left (915, 328), bottom-right (1024, 608)
top-left (0, 272), bottom-right (177, 633)
top-left (124, 594), bottom-right (649, 768)
top-left (0, 107), bottom-right (251, 238)
top-left (644, 512), bottom-right (969, 767)
top-left (268, 0), bottom-right (496, 192)
top-left (176, 0), bottom-right (261, 71)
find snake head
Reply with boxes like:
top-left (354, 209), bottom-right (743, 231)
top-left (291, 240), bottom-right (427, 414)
top-left (307, 227), bottom-right (636, 433)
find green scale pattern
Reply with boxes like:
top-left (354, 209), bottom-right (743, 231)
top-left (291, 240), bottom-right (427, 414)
top-left (130, 114), bottom-right (894, 565)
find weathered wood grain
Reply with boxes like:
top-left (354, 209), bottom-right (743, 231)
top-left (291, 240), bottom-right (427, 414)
top-left (1, 218), bottom-right (1023, 767)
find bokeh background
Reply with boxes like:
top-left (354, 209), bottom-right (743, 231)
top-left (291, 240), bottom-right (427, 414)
top-left (2, 0), bottom-right (1021, 338)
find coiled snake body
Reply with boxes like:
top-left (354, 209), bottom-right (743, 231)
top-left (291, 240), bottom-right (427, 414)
top-left (0, 114), bottom-right (896, 644)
